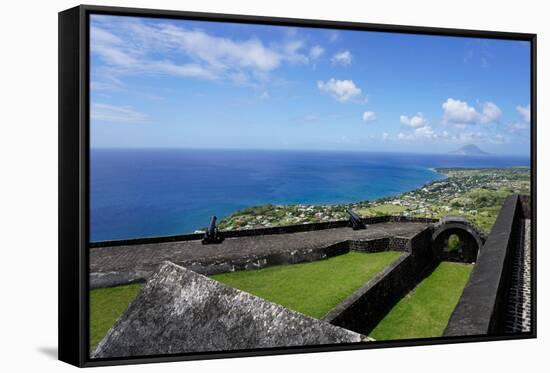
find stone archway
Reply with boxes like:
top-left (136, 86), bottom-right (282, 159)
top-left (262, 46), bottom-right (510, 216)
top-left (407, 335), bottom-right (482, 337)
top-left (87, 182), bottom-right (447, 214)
top-left (432, 216), bottom-right (485, 263)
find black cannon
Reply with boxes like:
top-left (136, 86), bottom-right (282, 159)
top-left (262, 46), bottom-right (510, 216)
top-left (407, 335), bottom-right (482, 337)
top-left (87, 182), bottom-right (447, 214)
top-left (202, 216), bottom-right (224, 244)
top-left (346, 208), bottom-right (366, 230)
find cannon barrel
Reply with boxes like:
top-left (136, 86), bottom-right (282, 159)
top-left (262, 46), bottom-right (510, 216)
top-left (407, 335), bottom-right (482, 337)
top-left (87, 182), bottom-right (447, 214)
top-left (202, 215), bottom-right (224, 244)
top-left (207, 216), bottom-right (217, 236)
top-left (346, 208), bottom-right (366, 230)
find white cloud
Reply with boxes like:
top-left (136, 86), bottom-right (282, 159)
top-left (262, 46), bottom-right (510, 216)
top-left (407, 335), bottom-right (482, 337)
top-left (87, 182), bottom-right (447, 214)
top-left (259, 91), bottom-right (270, 100)
top-left (442, 98), bottom-right (478, 124)
top-left (503, 104), bottom-right (530, 133)
top-left (382, 132), bottom-right (390, 141)
top-left (331, 50), bottom-right (352, 66)
top-left (91, 25), bottom-right (124, 46)
top-left (90, 18), bottom-right (313, 86)
top-left (397, 127), bottom-right (506, 144)
top-left (439, 131), bottom-right (507, 145)
top-left (147, 61), bottom-right (218, 80)
top-left (362, 111), bottom-right (376, 122)
top-left (91, 103), bottom-right (147, 123)
top-left (398, 107), bottom-right (501, 144)
top-left (400, 113), bottom-right (428, 128)
top-left (396, 109), bottom-right (508, 144)
top-left (507, 122), bottom-right (529, 133)
top-left (397, 126), bottom-right (437, 141)
top-left (452, 131), bottom-right (506, 144)
top-left (480, 102), bottom-right (502, 123)
top-left (398, 112), bottom-right (436, 140)
top-left (155, 24), bottom-right (289, 72)
top-left (442, 98), bottom-right (501, 126)
top-left (282, 40), bottom-right (309, 64)
top-left (90, 79), bottom-right (122, 92)
top-left (91, 25), bottom-right (218, 81)
top-left (517, 104), bottom-right (531, 123)
top-left (309, 45), bottom-right (324, 59)
top-left (453, 132), bottom-right (483, 143)
top-left (415, 125), bottom-right (436, 139)
top-left (317, 78), bottom-right (362, 102)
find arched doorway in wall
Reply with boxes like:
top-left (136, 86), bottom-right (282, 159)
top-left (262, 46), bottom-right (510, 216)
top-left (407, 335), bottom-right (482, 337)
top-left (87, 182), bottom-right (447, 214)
top-left (432, 217), bottom-right (485, 263)
top-left (446, 233), bottom-right (462, 253)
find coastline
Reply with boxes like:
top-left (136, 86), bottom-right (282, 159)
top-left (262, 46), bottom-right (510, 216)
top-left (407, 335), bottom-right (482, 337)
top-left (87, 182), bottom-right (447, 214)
top-left (90, 148), bottom-right (530, 240)
top-left (216, 167), bottom-right (530, 234)
top-left (213, 168), bottom-right (448, 232)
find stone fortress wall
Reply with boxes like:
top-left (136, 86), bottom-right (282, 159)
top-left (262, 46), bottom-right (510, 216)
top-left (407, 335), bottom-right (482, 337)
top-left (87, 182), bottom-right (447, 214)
top-left (444, 194), bottom-right (532, 336)
top-left (91, 194), bottom-right (532, 356)
top-left (89, 215), bottom-right (437, 249)
top-left (324, 226), bottom-right (436, 335)
top-left (90, 217), bottom-right (435, 289)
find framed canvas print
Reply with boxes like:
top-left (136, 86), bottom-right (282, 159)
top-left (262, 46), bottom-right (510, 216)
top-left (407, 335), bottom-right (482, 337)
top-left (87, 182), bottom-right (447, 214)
top-left (58, 4), bottom-right (536, 367)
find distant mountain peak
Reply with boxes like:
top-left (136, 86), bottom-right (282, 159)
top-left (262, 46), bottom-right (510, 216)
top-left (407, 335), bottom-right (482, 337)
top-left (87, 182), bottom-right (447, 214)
top-left (450, 144), bottom-right (489, 156)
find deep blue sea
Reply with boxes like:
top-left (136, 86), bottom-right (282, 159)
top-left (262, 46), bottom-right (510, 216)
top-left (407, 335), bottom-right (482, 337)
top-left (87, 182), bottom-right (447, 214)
top-left (90, 149), bottom-right (529, 241)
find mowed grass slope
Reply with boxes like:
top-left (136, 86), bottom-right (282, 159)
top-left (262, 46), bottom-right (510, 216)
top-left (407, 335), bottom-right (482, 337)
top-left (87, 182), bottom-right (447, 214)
top-left (370, 261), bottom-right (473, 340)
top-left (89, 251), bottom-right (400, 351)
top-left (212, 251), bottom-right (401, 319)
top-left (90, 283), bottom-right (143, 352)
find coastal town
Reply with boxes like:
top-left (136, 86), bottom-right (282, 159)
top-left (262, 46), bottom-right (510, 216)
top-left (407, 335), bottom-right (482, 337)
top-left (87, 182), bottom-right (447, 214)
top-left (216, 167), bottom-right (530, 234)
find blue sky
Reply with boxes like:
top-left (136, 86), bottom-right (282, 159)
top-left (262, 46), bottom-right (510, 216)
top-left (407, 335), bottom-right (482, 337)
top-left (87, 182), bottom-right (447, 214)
top-left (90, 15), bottom-right (531, 155)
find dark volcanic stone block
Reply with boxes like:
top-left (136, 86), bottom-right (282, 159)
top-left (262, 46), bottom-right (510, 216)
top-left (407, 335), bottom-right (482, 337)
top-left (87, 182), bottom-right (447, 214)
top-left (444, 194), bottom-right (524, 336)
top-left (92, 262), bottom-right (364, 358)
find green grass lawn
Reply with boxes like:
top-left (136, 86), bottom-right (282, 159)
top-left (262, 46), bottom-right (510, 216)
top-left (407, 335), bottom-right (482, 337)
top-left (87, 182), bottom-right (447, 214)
top-left (369, 261), bottom-right (473, 340)
top-left (90, 283), bottom-right (143, 352)
top-left (89, 251), bottom-right (400, 351)
top-left (212, 251), bottom-right (401, 319)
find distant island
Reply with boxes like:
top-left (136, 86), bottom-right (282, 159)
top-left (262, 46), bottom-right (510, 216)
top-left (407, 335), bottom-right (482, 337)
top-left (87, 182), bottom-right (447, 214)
top-left (450, 144), bottom-right (489, 156)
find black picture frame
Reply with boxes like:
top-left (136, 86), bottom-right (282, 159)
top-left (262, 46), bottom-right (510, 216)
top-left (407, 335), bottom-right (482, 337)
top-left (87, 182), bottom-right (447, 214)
top-left (59, 4), bottom-right (537, 367)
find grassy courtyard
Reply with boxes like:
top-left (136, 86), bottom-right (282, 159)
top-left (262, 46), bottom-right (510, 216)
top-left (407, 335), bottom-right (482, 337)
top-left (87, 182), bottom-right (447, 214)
top-left (369, 261), bottom-right (473, 340)
top-left (90, 283), bottom-right (143, 352)
top-left (89, 251), bottom-right (400, 351)
top-left (212, 251), bottom-right (401, 319)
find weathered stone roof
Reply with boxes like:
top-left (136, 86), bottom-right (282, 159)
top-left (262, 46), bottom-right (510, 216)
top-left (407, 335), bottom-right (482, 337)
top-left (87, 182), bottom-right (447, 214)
top-left (92, 262), bottom-right (365, 358)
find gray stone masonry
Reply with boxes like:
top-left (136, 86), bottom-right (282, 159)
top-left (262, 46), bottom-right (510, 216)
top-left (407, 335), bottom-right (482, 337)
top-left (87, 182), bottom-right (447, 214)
top-left (90, 222), bottom-right (428, 288)
top-left (323, 227), bottom-right (436, 335)
top-left (92, 262), bottom-right (365, 358)
top-left (443, 194), bottom-right (532, 336)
